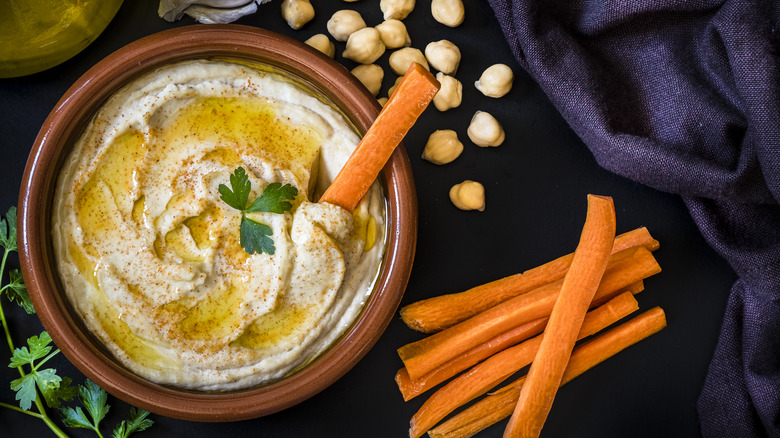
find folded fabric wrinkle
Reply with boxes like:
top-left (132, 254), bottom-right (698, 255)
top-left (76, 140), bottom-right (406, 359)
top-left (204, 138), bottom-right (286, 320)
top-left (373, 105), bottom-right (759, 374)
top-left (487, 0), bottom-right (780, 436)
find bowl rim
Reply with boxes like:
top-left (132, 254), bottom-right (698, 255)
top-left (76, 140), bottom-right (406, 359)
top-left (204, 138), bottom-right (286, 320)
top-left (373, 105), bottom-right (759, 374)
top-left (18, 24), bottom-right (417, 422)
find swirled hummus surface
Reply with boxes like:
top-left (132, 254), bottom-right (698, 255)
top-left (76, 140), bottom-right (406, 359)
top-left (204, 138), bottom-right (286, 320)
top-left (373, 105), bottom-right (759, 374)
top-left (52, 60), bottom-right (385, 390)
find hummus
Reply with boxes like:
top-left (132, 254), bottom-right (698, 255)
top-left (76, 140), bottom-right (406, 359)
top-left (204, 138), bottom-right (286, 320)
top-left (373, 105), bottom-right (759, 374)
top-left (52, 60), bottom-right (386, 390)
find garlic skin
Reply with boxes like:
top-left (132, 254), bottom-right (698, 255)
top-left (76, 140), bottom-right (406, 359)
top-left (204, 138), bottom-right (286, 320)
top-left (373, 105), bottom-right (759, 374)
top-left (159, 0), bottom-right (271, 23)
top-left (343, 28), bottom-right (386, 64)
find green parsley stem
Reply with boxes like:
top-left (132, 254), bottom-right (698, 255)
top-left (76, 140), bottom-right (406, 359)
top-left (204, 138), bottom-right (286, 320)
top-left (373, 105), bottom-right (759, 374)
top-left (33, 348), bottom-right (61, 371)
top-left (0, 400), bottom-right (43, 418)
top-left (0, 247), bottom-right (71, 438)
top-left (0, 398), bottom-right (69, 438)
top-left (0, 248), bottom-right (16, 354)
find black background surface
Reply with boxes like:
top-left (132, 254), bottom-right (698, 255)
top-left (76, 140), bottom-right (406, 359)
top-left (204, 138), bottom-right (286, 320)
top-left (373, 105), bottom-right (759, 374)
top-left (0, 1), bottom-right (737, 437)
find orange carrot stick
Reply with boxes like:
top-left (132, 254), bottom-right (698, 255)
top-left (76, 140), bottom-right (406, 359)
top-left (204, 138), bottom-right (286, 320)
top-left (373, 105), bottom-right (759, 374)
top-left (428, 307), bottom-right (667, 438)
top-left (319, 62), bottom-right (439, 211)
top-left (504, 194), bottom-right (616, 438)
top-left (395, 317), bottom-right (549, 402)
top-left (407, 292), bottom-right (636, 438)
top-left (395, 282), bottom-right (642, 402)
top-left (400, 227), bottom-right (658, 333)
top-left (397, 245), bottom-right (659, 381)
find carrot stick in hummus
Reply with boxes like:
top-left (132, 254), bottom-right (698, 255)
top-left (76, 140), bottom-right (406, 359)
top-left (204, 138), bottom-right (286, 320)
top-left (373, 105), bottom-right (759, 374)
top-left (319, 62), bottom-right (439, 211)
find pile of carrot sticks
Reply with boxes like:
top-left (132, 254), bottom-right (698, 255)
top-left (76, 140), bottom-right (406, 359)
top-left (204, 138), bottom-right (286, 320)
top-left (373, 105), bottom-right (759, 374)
top-left (396, 195), bottom-right (667, 438)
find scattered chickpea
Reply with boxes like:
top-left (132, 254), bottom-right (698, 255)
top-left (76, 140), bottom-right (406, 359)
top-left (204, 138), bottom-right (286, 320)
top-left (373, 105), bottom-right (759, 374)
top-left (388, 47), bottom-right (429, 75)
top-left (327, 10), bottom-right (366, 42)
top-left (467, 111), bottom-right (505, 147)
top-left (432, 72), bottom-right (462, 111)
top-left (281, 0), bottom-right (314, 30)
top-left (351, 64), bottom-right (384, 96)
top-left (475, 63), bottom-right (514, 97)
top-left (377, 97), bottom-right (389, 106)
top-left (424, 39), bottom-right (461, 75)
top-left (449, 180), bottom-right (485, 211)
top-left (387, 76), bottom-right (403, 97)
top-left (422, 130), bottom-right (463, 164)
top-left (375, 19), bottom-right (411, 49)
top-left (305, 34), bottom-right (335, 58)
top-left (343, 27), bottom-right (386, 64)
top-left (380, 0), bottom-right (415, 20)
top-left (431, 0), bottom-right (464, 27)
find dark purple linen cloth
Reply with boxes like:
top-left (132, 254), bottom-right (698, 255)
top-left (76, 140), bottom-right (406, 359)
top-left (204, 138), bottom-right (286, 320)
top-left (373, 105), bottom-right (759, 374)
top-left (487, 0), bottom-right (780, 436)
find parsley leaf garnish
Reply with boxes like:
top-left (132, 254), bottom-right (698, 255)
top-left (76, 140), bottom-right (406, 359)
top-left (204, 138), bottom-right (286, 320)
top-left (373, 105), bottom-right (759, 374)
top-left (219, 167), bottom-right (298, 255)
top-left (217, 166), bottom-right (252, 211)
top-left (8, 331), bottom-right (73, 411)
top-left (240, 218), bottom-right (275, 255)
top-left (111, 407), bottom-right (154, 438)
top-left (43, 376), bottom-right (79, 409)
top-left (60, 380), bottom-right (154, 438)
top-left (4, 268), bottom-right (34, 314)
top-left (247, 182), bottom-right (299, 213)
top-left (0, 205), bottom-right (17, 251)
top-left (60, 379), bottom-right (109, 433)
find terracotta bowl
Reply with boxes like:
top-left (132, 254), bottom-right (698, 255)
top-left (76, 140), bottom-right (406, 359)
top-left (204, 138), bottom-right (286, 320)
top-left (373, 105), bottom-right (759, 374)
top-left (18, 25), bottom-right (416, 422)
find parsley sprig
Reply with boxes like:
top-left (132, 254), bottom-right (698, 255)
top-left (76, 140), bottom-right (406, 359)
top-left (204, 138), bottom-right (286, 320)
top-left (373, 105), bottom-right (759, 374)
top-left (0, 207), bottom-right (153, 438)
top-left (218, 167), bottom-right (298, 255)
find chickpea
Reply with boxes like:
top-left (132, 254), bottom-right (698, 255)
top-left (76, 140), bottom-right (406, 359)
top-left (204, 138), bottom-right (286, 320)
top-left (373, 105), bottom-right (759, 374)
top-left (475, 63), bottom-right (514, 98)
top-left (327, 10), bottom-right (366, 42)
top-left (375, 19), bottom-right (411, 49)
top-left (351, 64), bottom-right (384, 96)
top-left (343, 27), bottom-right (386, 64)
top-left (424, 39), bottom-right (461, 75)
top-left (387, 76), bottom-right (403, 97)
top-left (305, 34), bottom-right (335, 58)
top-left (388, 47), bottom-right (429, 75)
top-left (432, 73), bottom-right (462, 111)
top-left (377, 97), bottom-right (389, 106)
top-left (449, 180), bottom-right (485, 211)
top-left (281, 0), bottom-right (314, 30)
top-left (380, 0), bottom-right (415, 20)
top-left (422, 130), bottom-right (463, 165)
top-left (467, 111), bottom-right (505, 147)
top-left (431, 0), bottom-right (464, 27)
